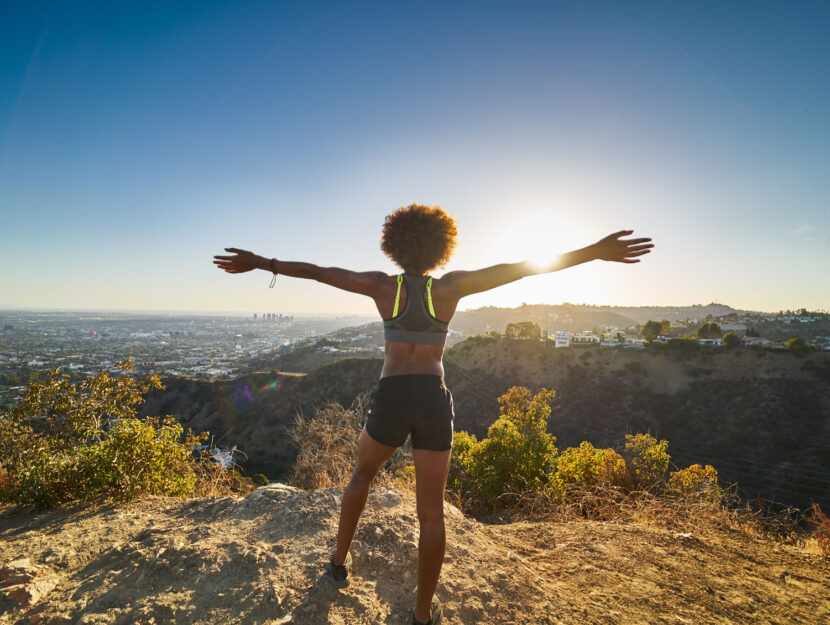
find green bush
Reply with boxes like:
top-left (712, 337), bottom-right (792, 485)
top-left (450, 387), bottom-right (557, 501)
top-left (624, 433), bottom-right (670, 486)
top-left (786, 336), bottom-right (809, 353)
top-left (668, 463), bottom-right (721, 499)
top-left (0, 359), bottom-right (207, 508)
top-left (550, 442), bottom-right (628, 499)
top-left (722, 332), bottom-right (740, 349)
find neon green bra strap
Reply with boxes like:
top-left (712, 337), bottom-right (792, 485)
top-left (392, 274), bottom-right (403, 317)
top-left (426, 277), bottom-right (436, 317)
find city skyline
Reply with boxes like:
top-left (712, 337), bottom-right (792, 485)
top-left (2, 2), bottom-right (828, 314)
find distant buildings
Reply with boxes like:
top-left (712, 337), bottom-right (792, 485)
top-left (740, 336), bottom-right (779, 348)
top-left (554, 331), bottom-right (571, 348)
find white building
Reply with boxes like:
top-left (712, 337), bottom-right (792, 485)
top-left (554, 331), bottom-right (571, 348)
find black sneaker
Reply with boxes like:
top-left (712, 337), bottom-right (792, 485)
top-left (413, 600), bottom-right (443, 625)
top-left (328, 553), bottom-right (351, 586)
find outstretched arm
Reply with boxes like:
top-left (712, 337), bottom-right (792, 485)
top-left (441, 230), bottom-right (653, 298)
top-left (212, 248), bottom-right (387, 297)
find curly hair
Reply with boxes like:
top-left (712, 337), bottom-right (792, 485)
top-left (381, 204), bottom-right (458, 275)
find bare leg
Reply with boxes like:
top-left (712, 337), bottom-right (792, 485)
top-left (333, 427), bottom-right (397, 566)
top-left (413, 448), bottom-right (451, 624)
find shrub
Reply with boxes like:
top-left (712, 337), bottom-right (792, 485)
top-left (448, 430), bottom-right (478, 495)
top-left (624, 433), bottom-right (670, 486)
top-left (448, 387), bottom-right (557, 502)
top-left (288, 397), bottom-right (364, 489)
top-left (252, 473), bottom-right (269, 486)
top-left (0, 360), bottom-right (208, 508)
top-left (668, 464), bottom-right (721, 500)
top-left (551, 442), bottom-right (628, 499)
top-left (786, 336), bottom-right (809, 353)
top-left (722, 332), bottom-right (740, 349)
top-left (808, 503), bottom-right (830, 556)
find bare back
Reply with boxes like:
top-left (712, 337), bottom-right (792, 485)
top-left (374, 274), bottom-right (459, 378)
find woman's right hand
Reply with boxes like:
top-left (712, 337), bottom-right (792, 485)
top-left (213, 248), bottom-right (266, 274)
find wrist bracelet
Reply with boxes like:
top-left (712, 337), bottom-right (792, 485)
top-left (268, 258), bottom-right (277, 288)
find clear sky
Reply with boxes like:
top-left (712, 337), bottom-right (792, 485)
top-left (1, 1), bottom-right (828, 314)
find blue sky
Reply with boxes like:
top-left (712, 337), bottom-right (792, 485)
top-left (1, 1), bottom-right (828, 314)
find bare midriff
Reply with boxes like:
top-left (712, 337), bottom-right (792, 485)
top-left (380, 341), bottom-right (445, 378)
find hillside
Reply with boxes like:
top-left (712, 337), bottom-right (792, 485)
top-left (1, 485), bottom-right (828, 625)
top-left (450, 302), bottom-right (745, 335)
top-left (141, 342), bottom-right (830, 510)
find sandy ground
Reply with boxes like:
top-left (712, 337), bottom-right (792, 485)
top-left (1, 485), bottom-right (828, 625)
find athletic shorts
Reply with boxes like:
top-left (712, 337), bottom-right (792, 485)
top-left (365, 374), bottom-right (454, 451)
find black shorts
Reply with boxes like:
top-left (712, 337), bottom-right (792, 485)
top-left (365, 375), bottom-right (454, 451)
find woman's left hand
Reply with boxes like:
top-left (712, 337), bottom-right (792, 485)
top-left (591, 231), bottom-right (653, 263)
top-left (213, 248), bottom-right (264, 273)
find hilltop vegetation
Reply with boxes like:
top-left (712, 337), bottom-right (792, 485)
top-left (137, 338), bottom-right (830, 511)
top-left (2, 338), bottom-right (829, 624)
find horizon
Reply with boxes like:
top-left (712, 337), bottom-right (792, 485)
top-left (2, 2), bottom-right (828, 313)
top-left (0, 300), bottom-right (820, 318)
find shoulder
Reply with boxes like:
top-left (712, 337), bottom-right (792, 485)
top-left (432, 270), bottom-right (469, 295)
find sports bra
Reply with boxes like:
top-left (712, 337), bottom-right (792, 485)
top-left (383, 274), bottom-right (449, 345)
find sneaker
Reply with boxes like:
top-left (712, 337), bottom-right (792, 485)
top-left (412, 599), bottom-right (443, 625)
top-left (328, 553), bottom-right (351, 586)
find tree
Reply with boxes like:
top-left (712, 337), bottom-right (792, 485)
top-left (517, 321), bottom-right (542, 340)
top-left (698, 322), bottom-right (723, 339)
top-left (505, 321), bottom-right (541, 340)
top-left (786, 336), bottom-right (809, 352)
top-left (722, 332), bottom-right (740, 349)
top-left (641, 320), bottom-right (663, 342)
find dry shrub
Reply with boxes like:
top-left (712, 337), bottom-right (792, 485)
top-left (808, 503), bottom-right (830, 556)
top-left (488, 482), bottom-right (748, 536)
top-left (191, 443), bottom-right (255, 498)
top-left (289, 396), bottom-right (366, 489)
top-left (288, 394), bottom-right (413, 491)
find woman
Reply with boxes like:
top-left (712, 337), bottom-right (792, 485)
top-left (213, 204), bottom-right (652, 625)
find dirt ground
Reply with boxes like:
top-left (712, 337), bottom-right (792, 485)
top-left (1, 485), bottom-right (828, 625)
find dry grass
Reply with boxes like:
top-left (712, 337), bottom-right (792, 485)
top-left (289, 396), bottom-right (367, 490)
top-left (191, 443), bottom-right (256, 498)
top-left (287, 396), bottom-right (417, 492)
top-left (809, 503), bottom-right (830, 556)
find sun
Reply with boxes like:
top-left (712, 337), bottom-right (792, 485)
top-left (487, 213), bottom-right (589, 268)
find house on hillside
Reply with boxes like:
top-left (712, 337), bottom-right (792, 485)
top-left (601, 330), bottom-right (626, 345)
top-left (721, 321), bottom-right (747, 332)
top-left (572, 333), bottom-right (600, 345)
top-left (554, 331), bottom-right (571, 348)
top-left (653, 335), bottom-right (680, 344)
top-left (696, 338), bottom-right (723, 346)
top-left (740, 336), bottom-right (777, 348)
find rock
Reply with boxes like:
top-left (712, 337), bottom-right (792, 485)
top-left (5, 576), bottom-right (58, 606)
top-left (378, 490), bottom-right (401, 507)
top-left (2, 561), bottom-right (40, 584)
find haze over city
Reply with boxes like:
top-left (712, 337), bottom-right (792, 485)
top-left (1, 1), bottom-right (828, 314)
